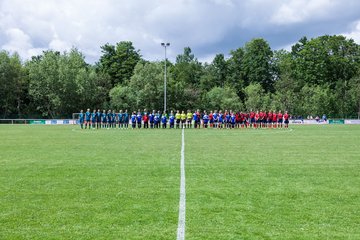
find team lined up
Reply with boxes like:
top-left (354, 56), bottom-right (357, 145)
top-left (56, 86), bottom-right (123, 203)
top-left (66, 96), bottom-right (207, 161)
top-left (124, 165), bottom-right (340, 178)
top-left (79, 109), bottom-right (290, 129)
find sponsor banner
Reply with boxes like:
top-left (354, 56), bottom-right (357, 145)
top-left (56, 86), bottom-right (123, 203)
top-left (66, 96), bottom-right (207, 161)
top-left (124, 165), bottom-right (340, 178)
top-left (329, 119), bottom-right (345, 124)
top-left (345, 119), bottom-right (360, 124)
top-left (291, 119), bottom-right (327, 124)
top-left (44, 119), bottom-right (73, 125)
top-left (29, 120), bottom-right (45, 124)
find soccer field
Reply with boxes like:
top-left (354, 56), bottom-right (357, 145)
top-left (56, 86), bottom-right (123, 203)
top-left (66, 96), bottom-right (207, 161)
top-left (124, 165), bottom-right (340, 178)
top-left (0, 125), bottom-right (359, 239)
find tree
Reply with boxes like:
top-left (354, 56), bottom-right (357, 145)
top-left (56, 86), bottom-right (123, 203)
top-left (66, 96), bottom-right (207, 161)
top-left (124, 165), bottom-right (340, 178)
top-left (244, 83), bottom-right (266, 111)
top-left (272, 50), bottom-right (301, 113)
top-left (348, 75), bottom-right (360, 118)
top-left (26, 49), bottom-right (91, 117)
top-left (0, 51), bottom-right (28, 118)
top-left (99, 41), bottom-right (141, 86)
top-left (109, 85), bottom-right (135, 110)
top-left (298, 84), bottom-right (335, 117)
top-left (204, 86), bottom-right (243, 111)
top-left (226, 47), bottom-right (246, 99)
top-left (170, 47), bottom-right (203, 110)
top-left (242, 38), bottom-right (274, 91)
top-left (291, 35), bottom-right (360, 88)
top-left (172, 47), bottom-right (202, 86)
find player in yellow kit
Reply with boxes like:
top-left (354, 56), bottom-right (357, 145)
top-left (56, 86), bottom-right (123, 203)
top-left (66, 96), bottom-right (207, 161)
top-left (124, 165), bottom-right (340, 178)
top-left (181, 110), bottom-right (187, 128)
top-left (175, 110), bottom-right (181, 129)
top-left (186, 110), bottom-right (193, 128)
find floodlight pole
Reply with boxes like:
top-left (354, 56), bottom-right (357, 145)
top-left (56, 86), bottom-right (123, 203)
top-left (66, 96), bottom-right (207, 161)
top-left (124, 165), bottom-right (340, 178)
top-left (161, 42), bottom-right (170, 113)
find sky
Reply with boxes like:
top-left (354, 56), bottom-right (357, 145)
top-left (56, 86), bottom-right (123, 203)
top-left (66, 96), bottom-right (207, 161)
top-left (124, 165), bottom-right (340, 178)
top-left (1, 0), bottom-right (360, 64)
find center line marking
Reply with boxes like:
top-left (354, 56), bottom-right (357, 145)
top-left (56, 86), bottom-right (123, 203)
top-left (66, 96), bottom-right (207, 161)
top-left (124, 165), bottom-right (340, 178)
top-left (177, 128), bottom-right (186, 240)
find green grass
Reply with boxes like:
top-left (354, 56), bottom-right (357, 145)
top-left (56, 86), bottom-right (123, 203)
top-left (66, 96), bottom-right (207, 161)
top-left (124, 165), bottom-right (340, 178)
top-left (0, 125), bottom-right (360, 239)
top-left (0, 126), bottom-right (181, 239)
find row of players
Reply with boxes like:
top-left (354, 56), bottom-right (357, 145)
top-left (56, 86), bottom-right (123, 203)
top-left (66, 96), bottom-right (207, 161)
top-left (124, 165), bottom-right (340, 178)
top-left (79, 109), bottom-right (290, 129)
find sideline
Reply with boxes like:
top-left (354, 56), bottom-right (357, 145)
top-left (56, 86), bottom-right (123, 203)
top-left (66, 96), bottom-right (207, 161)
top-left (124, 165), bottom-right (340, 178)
top-left (177, 128), bottom-right (186, 240)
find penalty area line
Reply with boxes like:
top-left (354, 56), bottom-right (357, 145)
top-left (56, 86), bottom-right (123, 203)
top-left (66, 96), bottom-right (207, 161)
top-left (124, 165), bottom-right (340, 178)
top-left (177, 128), bottom-right (186, 240)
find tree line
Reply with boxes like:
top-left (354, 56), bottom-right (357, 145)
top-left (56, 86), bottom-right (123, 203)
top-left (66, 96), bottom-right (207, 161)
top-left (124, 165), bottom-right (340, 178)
top-left (1, 35), bottom-right (360, 119)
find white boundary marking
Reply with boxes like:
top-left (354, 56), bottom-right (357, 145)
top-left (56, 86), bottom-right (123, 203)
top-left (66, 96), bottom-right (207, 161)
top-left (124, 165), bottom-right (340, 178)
top-left (177, 128), bottom-right (186, 240)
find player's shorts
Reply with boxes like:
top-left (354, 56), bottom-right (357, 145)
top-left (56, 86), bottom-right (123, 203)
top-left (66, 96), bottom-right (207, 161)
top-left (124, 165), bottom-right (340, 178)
top-left (182, 119), bottom-right (186, 124)
top-left (268, 119), bottom-right (272, 123)
top-left (262, 119), bottom-right (267, 123)
top-left (284, 119), bottom-right (289, 124)
top-left (250, 118), bottom-right (255, 123)
top-left (278, 119), bottom-right (283, 123)
top-left (256, 119), bottom-right (261, 124)
top-left (187, 119), bottom-right (192, 123)
top-left (176, 119), bottom-right (181, 124)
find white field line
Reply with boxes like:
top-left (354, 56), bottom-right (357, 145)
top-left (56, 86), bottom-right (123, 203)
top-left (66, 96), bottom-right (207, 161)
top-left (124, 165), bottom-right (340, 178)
top-left (177, 128), bottom-right (186, 240)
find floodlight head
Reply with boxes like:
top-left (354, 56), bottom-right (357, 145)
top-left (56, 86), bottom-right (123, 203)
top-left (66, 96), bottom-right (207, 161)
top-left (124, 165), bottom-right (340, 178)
top-left (161, 43), bottom-right (165, 46)
top-left (166, 43), bottom-right (170, 46)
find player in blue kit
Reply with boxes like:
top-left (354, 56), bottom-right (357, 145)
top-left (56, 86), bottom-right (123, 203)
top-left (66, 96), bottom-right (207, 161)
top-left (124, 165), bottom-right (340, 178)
top-left (169, 110), bottom-right (175, 128)
top-left (154, 111), bottom-right (160, 128)
top-left (213, 110), bottom-right (218, 128)
top-left (91, 109), bottom-right (96, 129)
top-left (102, 110), bottom-right (107, 128)
top-left (161, 113), bottom-right (167, 128)
top-left (96, 109), bottom-right (101, 129)
top-left (118, 110), bottom-right (123, 129)
top-left (124, 110), bottom-right (129, 129)
top-left (112, 110), bottom-right (117, 128)
top-left (193, 111), bottom-right (198, 128)
top-left (131, 111), bottom-right (137, 129)
top-left (225, 111), bottom-right (231, 129)
top-left (203, 111), bottom-right (209, 128)
top-left (231, 112), bottom-right (236, 128)
top-left (218, 110), bottom-right (224, 129)
top-left (107, 110), bottom-right (112, 129)
top-left (136, 112), bottom-right (142, 129)
top-left (79, 109), bottom-right (84, 129)
top-left (84, 108), bottom-right (91, 129)
top-left (149, 110), bottom-right (155, 128)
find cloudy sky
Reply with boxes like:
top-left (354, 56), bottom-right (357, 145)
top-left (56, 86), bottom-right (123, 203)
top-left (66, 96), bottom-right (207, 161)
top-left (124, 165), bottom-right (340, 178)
top-left (1, 0), bottom-right (360, 63)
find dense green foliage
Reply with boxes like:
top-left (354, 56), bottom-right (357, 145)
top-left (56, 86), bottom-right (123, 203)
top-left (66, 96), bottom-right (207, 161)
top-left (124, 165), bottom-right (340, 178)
top-left (0, 125), bottom-right (359, 239)
top-left (1, 36), bottom-right (360, 118)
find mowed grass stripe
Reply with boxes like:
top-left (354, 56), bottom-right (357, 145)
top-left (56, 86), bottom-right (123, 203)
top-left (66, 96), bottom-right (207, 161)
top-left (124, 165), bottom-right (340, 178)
top-left (0, 125), bottom-right (182, 240)
top-left (185, 125), bottom-right (360, 239)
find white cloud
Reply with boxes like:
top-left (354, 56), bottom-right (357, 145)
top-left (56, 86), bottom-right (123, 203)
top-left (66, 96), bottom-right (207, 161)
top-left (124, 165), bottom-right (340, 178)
top-left (0, 0), bottom-right (360, 63)
top-left (1, 28), bottom-right (45, 58)
top-left (343, 20), bottom-right (360, 44)
top-left (270, 0), bottom-right (339, 25)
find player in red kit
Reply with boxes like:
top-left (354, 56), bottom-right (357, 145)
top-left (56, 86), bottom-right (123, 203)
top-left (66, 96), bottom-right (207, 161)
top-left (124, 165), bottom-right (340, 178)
top-left (262, 111), bottom-right (267, 128)
top-left (240, 112), bottom-right (245, 128)
top-left (283, 111), bottom-right (289, 128)
top-left (259, 110), bottom-right (264, 128)
top-left (209, 111), bottom-right (214, 128)
top-left (268, 110), bottom-right (273, 128)
top-left (235, 112), bottom-right (241, 128)
top-left (277, 110), bottom-right (283, 128)
top-left (249, 110), bottom-right (255, 128)
top-left (272, 111), bottom-right (278, 128)
top-left (255, 110), bottom-right (260, 128)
